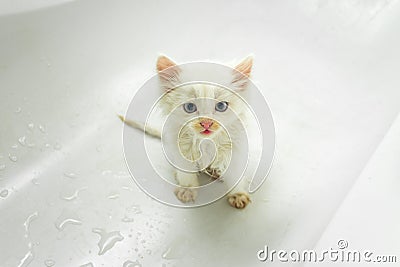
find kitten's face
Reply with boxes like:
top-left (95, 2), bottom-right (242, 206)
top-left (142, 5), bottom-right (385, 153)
top-left (164, 83), bottom-right (246, 138)
top-left (156, 55), bottom-right (253, 139)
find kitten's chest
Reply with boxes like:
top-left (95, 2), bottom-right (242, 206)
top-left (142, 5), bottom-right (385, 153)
top-left (178, 132), bottom-right (232, 163)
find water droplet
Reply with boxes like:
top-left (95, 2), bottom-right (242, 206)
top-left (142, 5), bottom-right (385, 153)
top-left (0, 189), bottom-right (9, 198)
top-left (126, 205), bottom-right (142, 214)
top-left (55, 218), bottom-right (82, 231)
top-left (114, 171), bottom-right (130, 179)
top-left (17, 250), bottom-right (34, 267)
top-left (18, 136), bottom-right (26, 146)
top-left (92, 228), bottom-right (124, 255)
top-left (122, 260), bottom-right (141, 267)
top-left (31, 178), bottom-right (40, 185)
top-left (24, 212), bottom-right (38, 237)
top-left (27, 142), bottom-right (36, 148)
top-left (107, 193), bottom-right (119, 200)
top-left (38, 124), bottom-right (46, 133)
top-left (63, 172), bottom-right (78, 179)
top-left (60, 187), bottom-right (87, 201)
top-left (9, 154), bottom-right (18, 162)
top-left (79, 263), bottom-right (94, 267)
top-left (101, 170), bottom-right (112, 175)
top-left (55, 210), bottom-right (82, 231)
top-left (15, 107), bottom-right (22, 113)
top-left (121, 186), bottom-right (133, 191)
top-left (53, 142), bottom-right (62, 150)
top-left (146, 249), bottom-right (152, 255)
top-left (28, 123), bottom-right (34, 130)
top-left (121, 215), bottom-right (134, 223)
top-left (0, 164), bottom-right (6, 170)
top-left (162, 247), bottom-right (172, 260)
top-left (44, 259), bottom-right (55, 266)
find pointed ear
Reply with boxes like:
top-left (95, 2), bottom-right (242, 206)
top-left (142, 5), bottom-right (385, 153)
top-left (156, 55), bottom-right (180, 92)
top-left (156, 55), bottom-right (176, 72)
top-left (234, 55), bottom-right (253, 77)
top-left (232, 55), bottom-right (253, 91)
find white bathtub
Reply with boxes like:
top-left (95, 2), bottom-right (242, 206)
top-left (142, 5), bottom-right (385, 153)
top-left (0, 1), bottom-right (399, 266)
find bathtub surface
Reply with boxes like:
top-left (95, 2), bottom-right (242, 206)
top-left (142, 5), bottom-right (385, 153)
top-left (0, 1), bottom-right (400, 266)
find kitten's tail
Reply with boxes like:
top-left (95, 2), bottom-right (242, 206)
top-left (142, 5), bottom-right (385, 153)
top-left (118, 115), bottom-right (161, 139)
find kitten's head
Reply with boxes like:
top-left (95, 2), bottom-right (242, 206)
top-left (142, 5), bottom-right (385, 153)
top-left (156, 55), bottom-right (253, 138)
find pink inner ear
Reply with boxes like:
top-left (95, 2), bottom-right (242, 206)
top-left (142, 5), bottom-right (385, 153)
top-left (231, 56), bottom-right (253, 91)
top-left (157, 55), bottom-right (176, 72)
top-left (157, 55), bottom-right (180, 92)
top-left (234, 56), bottom-right (253, 77)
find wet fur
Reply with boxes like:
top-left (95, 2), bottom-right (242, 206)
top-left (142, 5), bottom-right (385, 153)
top-left (122, 55), bottom-right (254, 209)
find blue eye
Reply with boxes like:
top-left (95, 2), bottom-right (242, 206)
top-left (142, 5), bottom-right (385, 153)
top-left (183, 102), bottom-right (197, 113)
top-left (215, 101), bottom-right (228, 112)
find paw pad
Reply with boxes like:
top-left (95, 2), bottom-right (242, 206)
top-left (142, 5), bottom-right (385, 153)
top-left (204, 167), bottom-right (221, 179)
top-left (174, 187), bottom-right (197, 203)
top-left (227, 192), bottom-right (251, 209)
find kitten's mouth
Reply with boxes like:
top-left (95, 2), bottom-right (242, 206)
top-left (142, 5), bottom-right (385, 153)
top-left (201, 129), bottom-right (213, 135)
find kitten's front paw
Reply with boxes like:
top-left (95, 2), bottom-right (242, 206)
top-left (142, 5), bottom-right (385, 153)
top-left (204, 167), bottom-right (222, 179)
top-left (174, 187), bottom-right (197, 203)
top-left (227, 192), bottom-right (251, 209)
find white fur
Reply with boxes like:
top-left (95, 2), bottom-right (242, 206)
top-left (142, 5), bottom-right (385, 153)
top-left (155, 56), bottom-right (254, 209)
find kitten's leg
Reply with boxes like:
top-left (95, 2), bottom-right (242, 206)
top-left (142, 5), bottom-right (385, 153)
top-left (204, 152), bottom-right (228, 180)
top-left (204, 166), bottom-right (222, 179)
top-left (227, 177), bottom-right (251, 209)
top-left (174, 170), bottom-right (199, 203)
top-left (204, 161), bottom-right (250, 208)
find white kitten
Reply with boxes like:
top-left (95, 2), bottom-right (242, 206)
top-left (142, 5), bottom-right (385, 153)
top-left (121, 55), bottom-right (254, 209)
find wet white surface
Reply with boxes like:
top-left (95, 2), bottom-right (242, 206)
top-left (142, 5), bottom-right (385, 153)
top-left (0, 1), bottom-right (399, 266)
top-left (305, 113), bottom-right (400, 266)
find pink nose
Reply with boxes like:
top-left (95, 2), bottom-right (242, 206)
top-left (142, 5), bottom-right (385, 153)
top-left (200, 120), bottom-right (213, 129)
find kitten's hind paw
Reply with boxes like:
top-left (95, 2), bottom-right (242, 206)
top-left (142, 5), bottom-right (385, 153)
top-left (174, 187), bottom-right (197, 203)
top-left (227, 192), bottom-right (251, 209)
